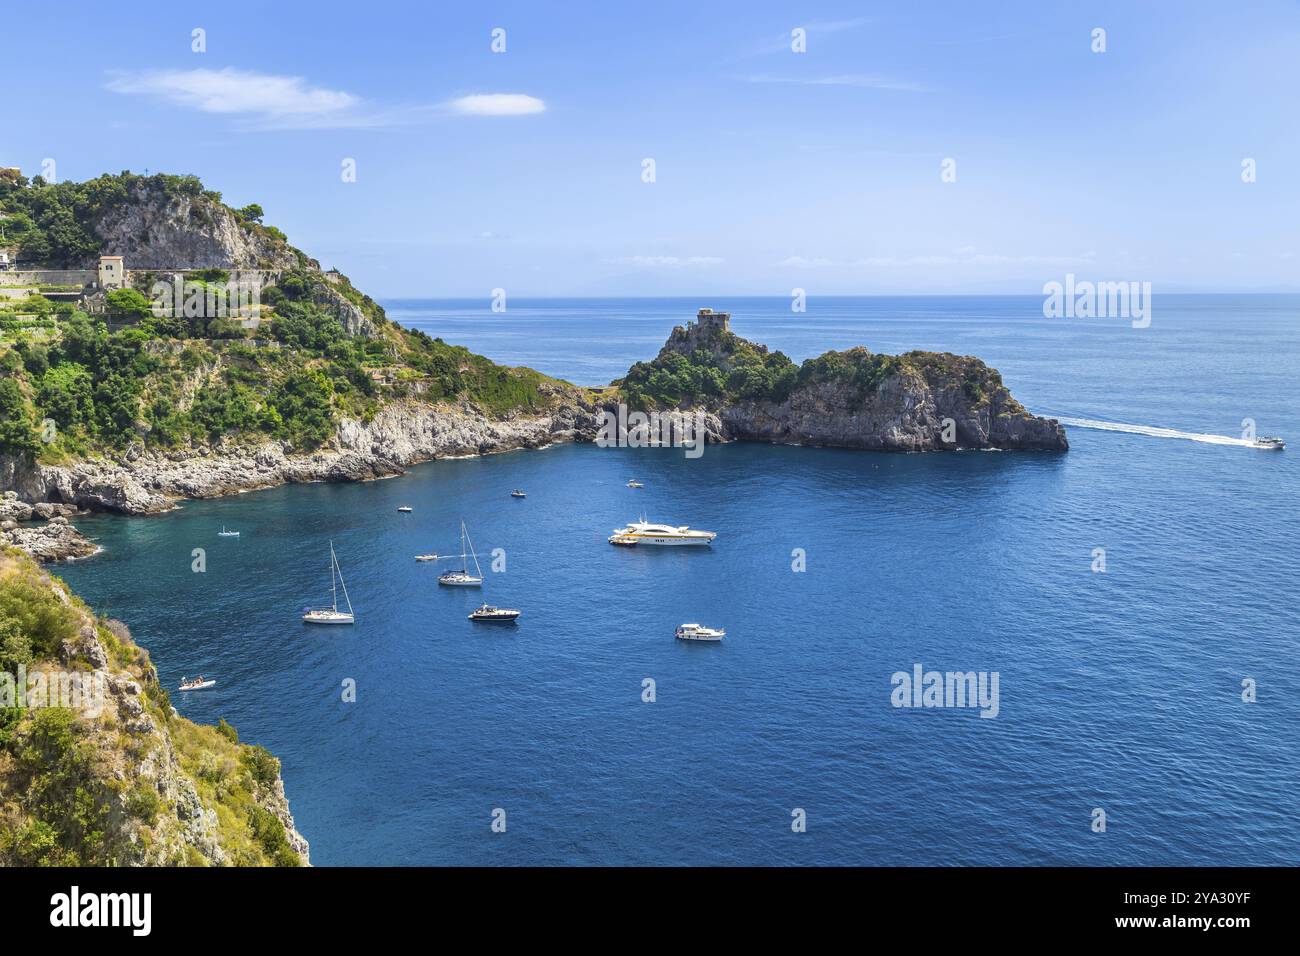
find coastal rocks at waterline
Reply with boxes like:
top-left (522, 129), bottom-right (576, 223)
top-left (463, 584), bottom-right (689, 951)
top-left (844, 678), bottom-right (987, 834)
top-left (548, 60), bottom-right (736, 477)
top-left (0, 517), bottom-right (99, 562)
top-left (719, 366), bottom-right (1068, 452)
top-left (0, 393), bottom-right (609, 521)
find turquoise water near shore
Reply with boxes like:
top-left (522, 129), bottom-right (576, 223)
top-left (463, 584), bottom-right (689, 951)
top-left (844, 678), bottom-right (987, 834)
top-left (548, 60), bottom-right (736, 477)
top-left (58, 295), bottom-right (1300, 865)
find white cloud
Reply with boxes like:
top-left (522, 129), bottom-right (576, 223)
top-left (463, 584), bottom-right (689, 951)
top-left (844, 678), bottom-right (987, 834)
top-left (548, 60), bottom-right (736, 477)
top-left (447, 94), bottom-right (546, 116)
top-left (106, 69), bottom-right (545, 129)
top-left (106, 68), bottom-right (358, 118)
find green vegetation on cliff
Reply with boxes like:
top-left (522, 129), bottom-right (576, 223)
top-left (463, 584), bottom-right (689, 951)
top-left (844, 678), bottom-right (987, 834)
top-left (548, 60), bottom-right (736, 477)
top-left (618, 321), bottom-right (1007, 411)
top-left (0, 172), bottom-right (576, 461)
top-left (0, 548), bottom-right (305, 866)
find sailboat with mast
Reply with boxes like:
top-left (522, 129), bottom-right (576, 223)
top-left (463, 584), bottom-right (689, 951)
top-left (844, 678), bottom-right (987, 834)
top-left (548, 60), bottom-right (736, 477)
top-left (437, 521), bottom-right (483, 587)
top-left (303, 541), bottom-right (355, 624)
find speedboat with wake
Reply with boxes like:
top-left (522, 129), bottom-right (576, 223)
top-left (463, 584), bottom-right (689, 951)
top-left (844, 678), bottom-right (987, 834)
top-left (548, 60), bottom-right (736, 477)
top-left (179, 675), bottom-right (216, 690)
top-left (1254, 436), bottom-right (1285, 450)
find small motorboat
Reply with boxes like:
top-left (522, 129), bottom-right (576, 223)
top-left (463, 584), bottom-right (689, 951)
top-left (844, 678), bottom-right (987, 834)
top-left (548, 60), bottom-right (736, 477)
top-left (627, 480), bottom-right (643, 488)
top-left (510, 489), bottom-right (526, 498)
top-left (217, 526), bottom-right (240, 537)
top-left (675, 623), bottom-right (725, 642)
top-left (397, 506), bottom-right (413, 513)
top-left (468, 604), bottom-right (521, 623)
top-left (415, 553), bottom-right (439, 562)
top-left (1254, 436), bottom-right (1285, 450)
top-left (179, 676), bottom-right (216, 691)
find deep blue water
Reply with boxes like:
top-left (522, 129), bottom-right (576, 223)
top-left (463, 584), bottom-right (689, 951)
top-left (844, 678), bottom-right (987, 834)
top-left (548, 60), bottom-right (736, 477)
top-left (57, 295), bottom-right (1300, 866)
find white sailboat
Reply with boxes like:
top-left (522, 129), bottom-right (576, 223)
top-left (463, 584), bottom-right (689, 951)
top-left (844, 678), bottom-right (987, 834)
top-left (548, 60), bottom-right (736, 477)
top-left (303, 541), bottom-right (355, 624)
top-left (438, 521), bottom-right (483, 587)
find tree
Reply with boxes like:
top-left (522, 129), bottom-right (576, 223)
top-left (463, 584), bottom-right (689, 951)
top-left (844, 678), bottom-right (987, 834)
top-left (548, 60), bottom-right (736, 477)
top-left (105, 288), bottom-right (153, 321)
top-left (0, 379), bottom-right (39, 454)
top-left (236, 203), bottom-right (264, 224)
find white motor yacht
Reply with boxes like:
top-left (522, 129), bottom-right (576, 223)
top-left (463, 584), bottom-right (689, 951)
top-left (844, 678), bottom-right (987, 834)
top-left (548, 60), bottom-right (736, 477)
top-left (608, 519), bottom-right (716, 546)
top-left (675, 623), bottom-right (725, 642)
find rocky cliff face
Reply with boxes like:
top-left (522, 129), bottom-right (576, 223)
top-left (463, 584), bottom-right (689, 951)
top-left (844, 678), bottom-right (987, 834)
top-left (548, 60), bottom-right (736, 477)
top-left (90, 179), bottom-right (302, 271)
top-left (720, 357), bottom-right (1066, 451)
top-left (0, 549), bottom-right (309, 866)
top-left (1, 389), bottom-right (607, 519)
top-left (653, 322), bottom-right (1067, 452)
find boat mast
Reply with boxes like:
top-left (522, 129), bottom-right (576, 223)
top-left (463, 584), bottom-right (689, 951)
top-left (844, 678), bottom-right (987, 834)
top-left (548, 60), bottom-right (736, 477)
top-left (329, 540), bottom-right (338, 611)
top-left (335, 548), bottom-right (353, 615)
top-left (463, 522), bottom-right (483, 579)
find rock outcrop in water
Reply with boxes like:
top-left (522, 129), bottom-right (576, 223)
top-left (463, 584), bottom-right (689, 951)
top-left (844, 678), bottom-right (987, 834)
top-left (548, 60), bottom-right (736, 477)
top-left (625, 310), bottom-right (1068, 452)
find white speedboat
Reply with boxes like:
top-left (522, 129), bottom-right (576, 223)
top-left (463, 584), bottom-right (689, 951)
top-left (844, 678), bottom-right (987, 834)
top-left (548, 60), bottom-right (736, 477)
top-left (438, 521), bottom-right (484, 586)
top-left (303, 541), bottom-right (355, 624)
top-left (608, 519), bottom-right (716, 546)
top-left (626, 480), bottom-right (643, 488)
top-left (676, 623), bottom-right (725, 642)
top-left (217, 526), bottom-right (240, 537)
top-left (415, 553), bottom-right (439, 562)
top-left (510, 490), bottom-right (526, 498)
top-left (179, 676), bottom-right (216, 691)
top-left (1254, 436), bottom-right (1285, 450)
top-left (468, 604), bottom-right (521, 623)
top-left (397, 505), bottom-right (413, 513)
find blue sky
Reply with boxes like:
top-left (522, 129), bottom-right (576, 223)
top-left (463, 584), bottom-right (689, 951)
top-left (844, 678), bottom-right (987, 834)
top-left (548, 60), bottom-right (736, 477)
top-left (4, 0), bottom-right (1298, 296)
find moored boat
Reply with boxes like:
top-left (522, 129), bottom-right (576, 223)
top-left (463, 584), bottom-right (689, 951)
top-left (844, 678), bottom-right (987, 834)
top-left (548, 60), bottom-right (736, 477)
top-left (608, 519), bottom-right (716, 546)
top-left (179, 676), bottom-right (216, 690)
top-left (303, 541), bottom-right (355, 624)
top-left (438, 521), bottom-right (484, 586)
top-left (675, 623), bottom-right (725, 642)
top-left (468, 603), bottom-right (521, 623)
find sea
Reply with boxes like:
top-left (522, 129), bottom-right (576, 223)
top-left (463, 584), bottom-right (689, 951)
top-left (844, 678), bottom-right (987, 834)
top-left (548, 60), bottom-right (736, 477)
top-left (56, 295), bottom-right (1300, 866)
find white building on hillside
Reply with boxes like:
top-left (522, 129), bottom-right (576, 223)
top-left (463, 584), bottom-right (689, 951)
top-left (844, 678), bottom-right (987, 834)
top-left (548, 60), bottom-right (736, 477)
top-left (99, 255), bottom-right (125, 290)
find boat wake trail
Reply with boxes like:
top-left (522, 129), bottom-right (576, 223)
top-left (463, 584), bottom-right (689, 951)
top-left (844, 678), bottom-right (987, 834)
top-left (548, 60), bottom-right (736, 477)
top-left (1056, 417), bottom-right (1257, 448)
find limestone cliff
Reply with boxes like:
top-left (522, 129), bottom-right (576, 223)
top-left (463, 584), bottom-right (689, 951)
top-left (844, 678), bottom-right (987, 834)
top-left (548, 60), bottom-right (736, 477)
top-left (0, 548), bottom-right (309, 866)
top-left (636, 315), bottom-right (1067, 452)
top-left (89, 177), bottom-right (302, 273)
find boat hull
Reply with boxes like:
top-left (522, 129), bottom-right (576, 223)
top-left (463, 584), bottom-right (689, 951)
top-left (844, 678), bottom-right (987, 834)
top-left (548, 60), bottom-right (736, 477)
top-left (611, 536), bottom-right (713, 546)
top-left (439, 577), bottom-right (483, 587)
top-left (303, 613), bottom-right (355, 625)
